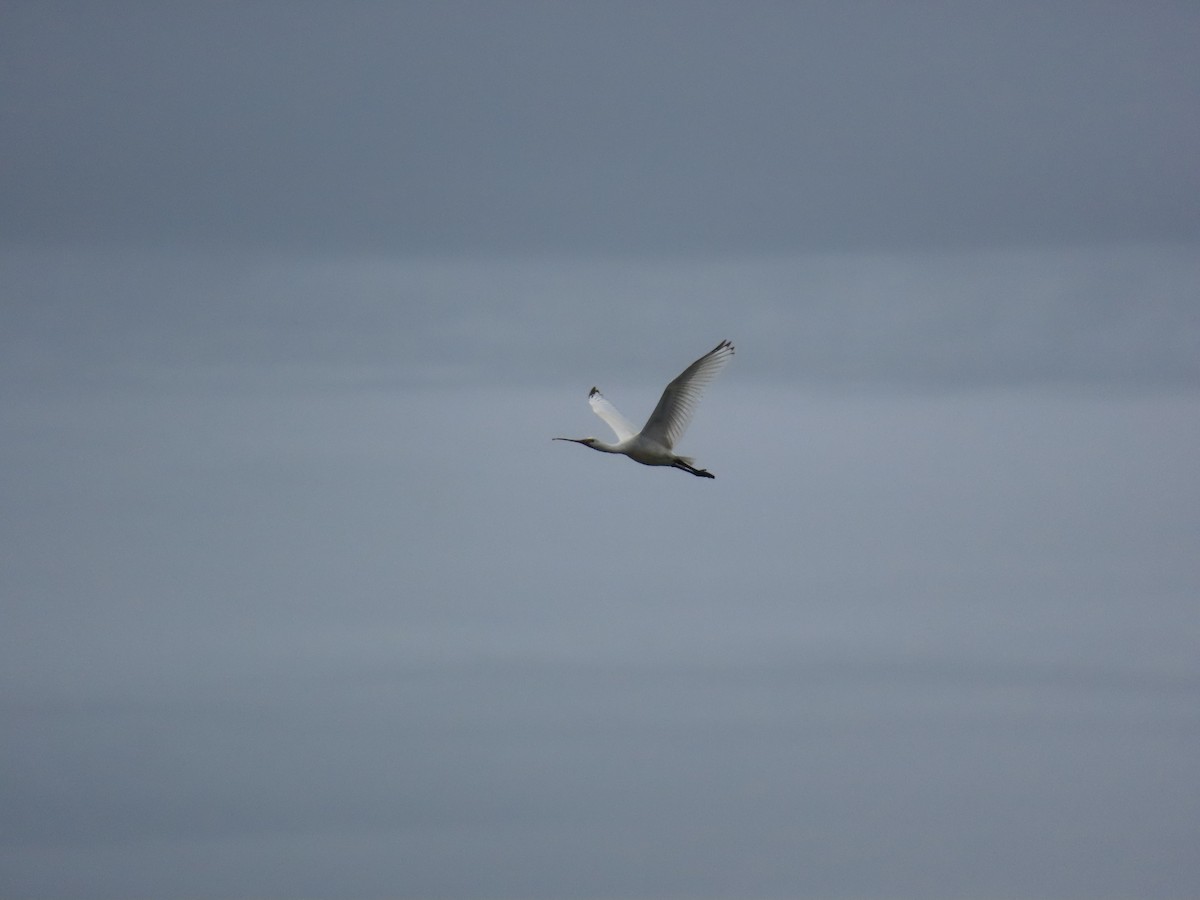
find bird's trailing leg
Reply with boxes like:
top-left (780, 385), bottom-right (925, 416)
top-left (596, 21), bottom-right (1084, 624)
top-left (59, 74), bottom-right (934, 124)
top-left (672, 460), bottom-right (715, 479)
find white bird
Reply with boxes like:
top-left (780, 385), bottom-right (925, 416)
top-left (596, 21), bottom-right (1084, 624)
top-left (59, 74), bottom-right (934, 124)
top-left (554, 340), bottom-right (734, 479)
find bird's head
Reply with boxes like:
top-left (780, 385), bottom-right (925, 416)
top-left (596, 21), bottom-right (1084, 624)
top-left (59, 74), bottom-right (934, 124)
top-left (553, 436), bottom-right (597, 446)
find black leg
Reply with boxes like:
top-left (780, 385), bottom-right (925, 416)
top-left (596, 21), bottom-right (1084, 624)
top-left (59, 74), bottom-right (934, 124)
top-left (673, 461), bottom-right (715, 479)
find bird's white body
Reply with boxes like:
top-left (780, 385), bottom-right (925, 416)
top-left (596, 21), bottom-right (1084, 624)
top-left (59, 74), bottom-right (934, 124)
top-left (555, 340), bottom-right (734, 478)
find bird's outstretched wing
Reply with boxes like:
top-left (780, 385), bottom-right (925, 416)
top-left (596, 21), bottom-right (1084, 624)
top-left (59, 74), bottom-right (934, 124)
top-left (639, 340), bottom-right (734, 449)
top-left (588, 387), bottom-right (637, 442)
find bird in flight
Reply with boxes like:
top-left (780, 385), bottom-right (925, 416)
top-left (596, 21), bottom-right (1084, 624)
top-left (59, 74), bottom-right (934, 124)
top-left (554, 340), bottom-right (734, 478)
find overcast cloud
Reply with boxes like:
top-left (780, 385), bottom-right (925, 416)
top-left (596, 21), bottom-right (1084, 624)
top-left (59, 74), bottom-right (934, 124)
top-left (3, 1), bottom-right (1199, 253)
top-left (2, 3), bottom-right (1198, 899)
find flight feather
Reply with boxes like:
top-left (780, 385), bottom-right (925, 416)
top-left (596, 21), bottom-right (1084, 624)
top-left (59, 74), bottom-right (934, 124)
top-left (639, 340), bottom-right (734, 448)
top-left (587, 387), bottom-right (637, 442)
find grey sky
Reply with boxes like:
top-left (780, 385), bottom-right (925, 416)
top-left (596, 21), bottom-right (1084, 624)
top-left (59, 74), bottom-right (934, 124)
top-left (2, 4), bottom-right (1199, 899)
top-left (3, 1), bottom-right (1198, 254)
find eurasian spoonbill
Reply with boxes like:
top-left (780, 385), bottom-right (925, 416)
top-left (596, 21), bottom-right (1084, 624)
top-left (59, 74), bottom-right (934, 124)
top-left (554, 340), bottom-right (734, 478)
